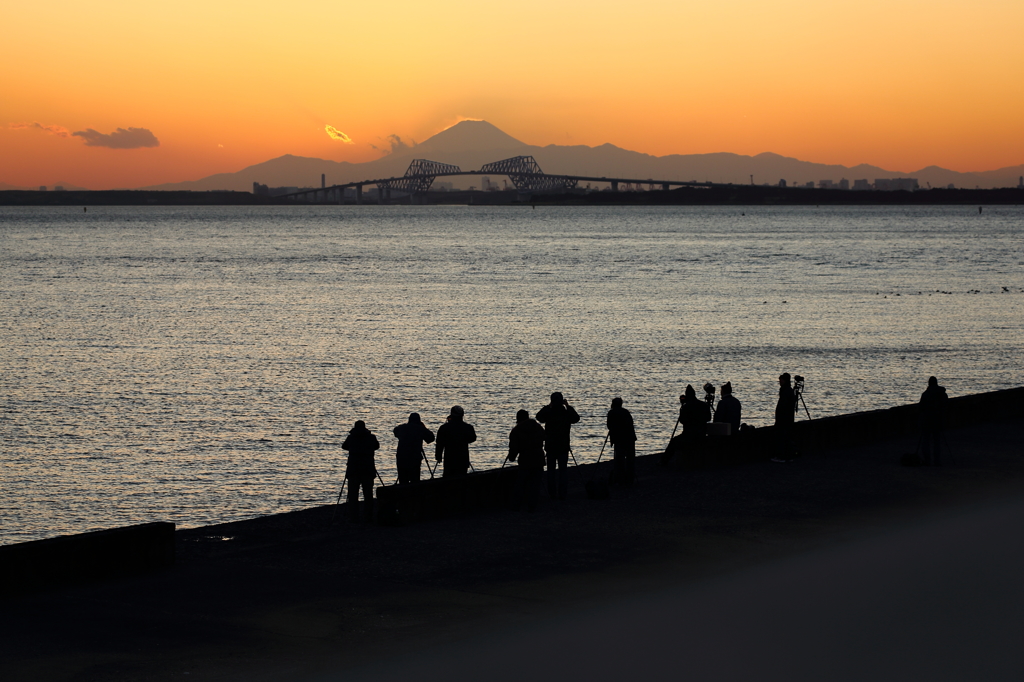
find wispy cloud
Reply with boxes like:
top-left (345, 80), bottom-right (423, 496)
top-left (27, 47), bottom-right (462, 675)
top-left (10, 122), bottom-right (72, 137)
top-left (370, 134), bottom-right (414, 155)
top-left (72, 127), bottom-right (159, 149)
top-left (325, 125), bottom-right (353, 143)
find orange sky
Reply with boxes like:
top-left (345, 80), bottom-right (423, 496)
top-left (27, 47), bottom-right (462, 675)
top-left (3, 0), bottom-right (1022, 189)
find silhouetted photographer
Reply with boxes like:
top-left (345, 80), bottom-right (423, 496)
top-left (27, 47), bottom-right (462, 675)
top-left (435, 405), bottom-right (477, 477)
top-left (607, 397), bottom-right (637, 486)
top-left (771, 373), bottom-right (798, 463)
top-left (508, 409), bottom-right (546, 511)
top-left (393, 413), bottom-right (435, 484)
top-left (919, 376), bottom-right (949, 465)
top-left (663, 384), bottom-right (712, 467)
top-left (341, 420), bottom-right (380, 522)
top-left (713, 382), bottom-right (742, 434)
top-left (536, 392), bottom-right (580, 500)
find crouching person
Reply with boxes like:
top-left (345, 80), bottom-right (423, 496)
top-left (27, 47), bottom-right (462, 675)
top-left (508, 410), bottom-right (546, 512)
top-left (342, 420), bottom-right (380, 522)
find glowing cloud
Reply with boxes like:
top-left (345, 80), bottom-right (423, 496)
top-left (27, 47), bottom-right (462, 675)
top-left (10, 122), bottom-right (72, 137)
top-left (370, 134), bottom-right (413, 156)
top-left (325, 125), bottom-right (353, 143)
top-left (72, 127), bottom-right (160, 149)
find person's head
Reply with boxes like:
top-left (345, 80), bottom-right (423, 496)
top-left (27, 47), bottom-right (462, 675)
top-left (352, 420), bottom-right (367, 433)
top-left (722, 382), bottom-right (732, 396)
top-left (611, 397), bottom-right (623, 408)
top-left (550, 391), bottom-right (564, 405)
top-left (449, 405), bottom-right (464, 420)
top-left (928, 376), bottom-right (938, 387)
top-left (679, 394), bottom-right (686, 404)
top-left (516, 409), bottom-right (529, 423)
top-left (684, 384), bottom-right (696, 399)
top-left (779, 372), bottom-right (791, 386)
top-left (408, 412), bottom-right (421, 423)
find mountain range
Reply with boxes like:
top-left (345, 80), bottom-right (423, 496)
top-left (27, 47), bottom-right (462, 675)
top-left (6, 121), bottom-right (1022, 191)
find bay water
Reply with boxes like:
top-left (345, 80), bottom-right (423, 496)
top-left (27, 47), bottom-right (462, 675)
top-left (2, 205), bottom-right (1021, 544)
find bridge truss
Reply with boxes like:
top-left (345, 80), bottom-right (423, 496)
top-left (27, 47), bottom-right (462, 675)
top-left (478, 156), bottom-right (578, 192)
top-left (377, 159), bottom-right (462, 193)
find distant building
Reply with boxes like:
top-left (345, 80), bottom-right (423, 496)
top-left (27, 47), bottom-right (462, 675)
top-left (804, 182), bottom-right (815, 189)
top-left (778, 179), bottom-right (787, 188)
top-left (818, 180), bottom-right (834, 189)
top-left (838, 178), bottom-right (850, 190)
top-left (853, 179), bottom-right (871, 191)
top-left (874, 178), bottom-right (920, 191)
top-left (1019, 176), bottom-right (1023, 188)
top-left (253, 182), bottom-right (269, 196)
top-left (54, 186), bottom-right (65, 191)
top-left (39, 186), bottom-right (47, 191)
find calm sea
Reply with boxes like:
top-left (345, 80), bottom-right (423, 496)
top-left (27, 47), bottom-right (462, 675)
top-left (2, 205), bottom-right (1021, 544)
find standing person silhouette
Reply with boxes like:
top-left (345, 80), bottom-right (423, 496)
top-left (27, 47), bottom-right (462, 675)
top-left (393, 413), bottom-right (435, 484)
top-left (341, 420), bottom-right (380, 522)
top-left (677, 384), bottom-right (711, 467)
top-left (435, 405), bottom-right (477, 477)
top-left (713, 382), bottom-right (742, 434)
top-left (607, 397), bottom-right (637, 486)
top-left (772, 373), bottom-right (798, 463)
top-left (536, 392), bottom-right (580, 500)
top-left (507, 409), bottom-right (546, 511)
top-left (919, 376), bottom-right (948, 465)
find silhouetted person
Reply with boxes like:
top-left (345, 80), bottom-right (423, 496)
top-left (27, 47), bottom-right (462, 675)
top-left (607, 397), bottom-right (637, 486)
top-left (713, 382), bottom-right (742, 434)
top-left (772, 373), bottom-right (798, 462)
top-left (341, 420), bottom-right (380, 522)
top-left (508, 409), bottom-right (546, 511)
top-left (536, 392), bottom-right (580, 500)
top-left (435, 405), bottom-right (477, 477)
top-left (919, 376), bottom-right (948, 465)
top-left (676, 384), bottom-right (712, 467)
top-left (393, 413), bottom-right (435, 484)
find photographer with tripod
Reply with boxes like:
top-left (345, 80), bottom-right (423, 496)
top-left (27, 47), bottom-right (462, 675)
top-left (771, 373), bottom-right (799, 463)
top-left (536, 392), bottom-right (580, 500)
top-left (664, 384), bottom-right (712, 468)
top-left (341, 420), bottom-right (381, 522)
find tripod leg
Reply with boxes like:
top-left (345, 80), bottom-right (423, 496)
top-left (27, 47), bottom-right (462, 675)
top-left (331, 478), bottom-right (347, 523)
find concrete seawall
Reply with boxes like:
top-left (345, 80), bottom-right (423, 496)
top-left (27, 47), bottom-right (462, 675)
top-left (0, 522), bottom-right (175, 595)
top-left (375, 387), bottom-right (1024, 524)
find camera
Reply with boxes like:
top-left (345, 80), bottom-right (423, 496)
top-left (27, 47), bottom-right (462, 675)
top-left (703, 382), bottom-right (716, 406)
top-left (794, 375), bottom-right (805, 395)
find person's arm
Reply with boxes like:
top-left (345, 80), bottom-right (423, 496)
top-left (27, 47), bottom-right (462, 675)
top-left (467, 424), bottom-right (477, 444)
top-left (435, 425), bottom-right (445, 462)
top-left (568, 405), bottom-right (581, 424)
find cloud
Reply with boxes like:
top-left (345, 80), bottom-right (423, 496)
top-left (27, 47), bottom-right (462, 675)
top-left (10, 122), bottom-right (72, 137)
top-left (325, 125), bottom-right (353, 143)
top-left (370, 134), bottom-right (415, 155)
top-left (72, 127), bottom-right (160, 149)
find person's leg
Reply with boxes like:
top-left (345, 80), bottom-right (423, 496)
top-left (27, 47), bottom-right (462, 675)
top-left (546, 451), bottom-right (557, 499)
top-left (361, 478), bottom-right (374, 520)
top-left (613, 444), bottom-right (626, 484)
top-left (624, 443), bottom-right (636, 485)
top-left (526, 467), bottom-right (542, 512)
top-left (347, 477), bottom-right (360, 520)
top-left (557, 452), bottom-right (569, 499)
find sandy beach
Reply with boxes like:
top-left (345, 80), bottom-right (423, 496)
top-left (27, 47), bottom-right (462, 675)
top-left (3, 419), bottom-right (1023, 681)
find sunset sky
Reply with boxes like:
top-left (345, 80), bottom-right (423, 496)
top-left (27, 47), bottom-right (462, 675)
top-left (3, 0), bottom-right (1022, 189)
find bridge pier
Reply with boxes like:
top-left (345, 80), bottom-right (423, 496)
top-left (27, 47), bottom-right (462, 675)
top-left (356, 185), bottom-right (363, 204)
top-left (611, 181), bottom-right (619, 192)
top-left (662, 183), bottom-right (670, 191)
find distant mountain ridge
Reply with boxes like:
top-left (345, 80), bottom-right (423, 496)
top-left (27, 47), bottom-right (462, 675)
top-left (134, 120), bottom-right (1024, 192)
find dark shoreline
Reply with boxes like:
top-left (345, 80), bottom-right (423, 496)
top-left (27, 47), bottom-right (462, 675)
top-left (2, 389), bottom-right (1022, 681)
top-left (3, 186), bottom-right (1023, 206)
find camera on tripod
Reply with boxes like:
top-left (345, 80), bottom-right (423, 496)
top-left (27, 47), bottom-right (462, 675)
top-left (793, 375), bottom-right (805, 397)
top-left (703, 382), bottom-right (716, 409)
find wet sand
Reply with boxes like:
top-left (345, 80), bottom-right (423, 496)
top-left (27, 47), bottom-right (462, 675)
top-left (3, 421), bottom-right (1022, 681)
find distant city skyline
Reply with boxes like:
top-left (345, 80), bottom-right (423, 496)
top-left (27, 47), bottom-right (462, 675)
top-left (3, 0), bottom-right (1023, 190)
